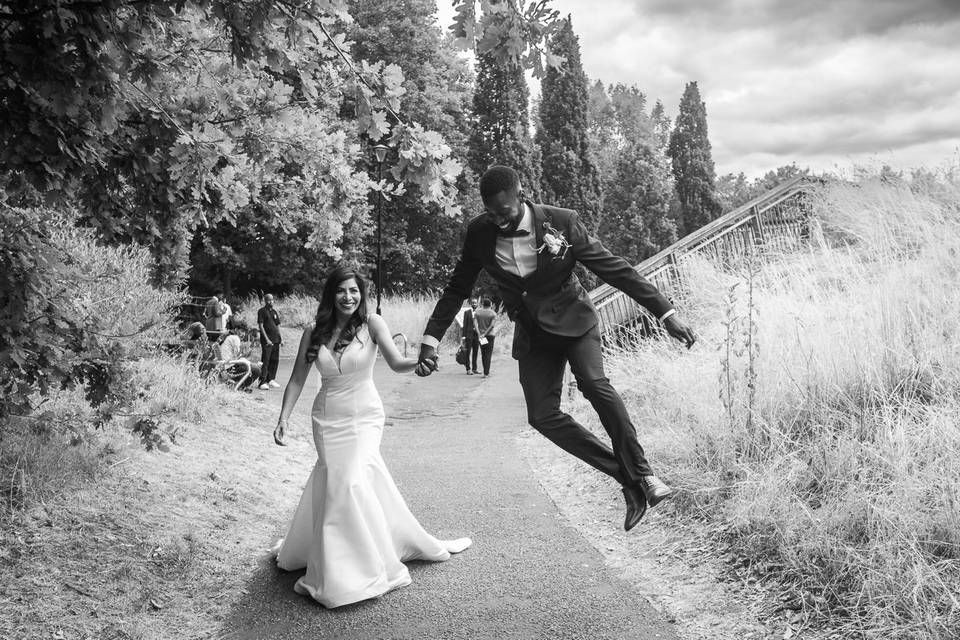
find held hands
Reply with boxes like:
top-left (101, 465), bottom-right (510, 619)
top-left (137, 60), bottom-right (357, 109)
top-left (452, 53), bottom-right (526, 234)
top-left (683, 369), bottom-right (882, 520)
top-left (415, 344), bottom-right (439, 377)
top-left (663, 314), bottom-right (697, 349)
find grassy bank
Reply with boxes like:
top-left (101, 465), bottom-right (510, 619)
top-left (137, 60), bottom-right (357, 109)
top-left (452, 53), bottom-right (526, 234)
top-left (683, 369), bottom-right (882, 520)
top-left (572, 171), bottom-right (960, 638)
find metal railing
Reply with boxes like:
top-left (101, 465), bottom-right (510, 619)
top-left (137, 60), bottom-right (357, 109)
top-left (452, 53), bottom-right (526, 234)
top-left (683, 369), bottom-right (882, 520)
top-left (591, 176), bottom-right (817, 335)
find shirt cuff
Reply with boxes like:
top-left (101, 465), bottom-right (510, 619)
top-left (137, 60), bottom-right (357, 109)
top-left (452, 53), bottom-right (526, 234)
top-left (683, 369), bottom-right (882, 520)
top-left (421, 335), bottom-right (440, 348)
top-left (659, 309), bottom-right (676, 322)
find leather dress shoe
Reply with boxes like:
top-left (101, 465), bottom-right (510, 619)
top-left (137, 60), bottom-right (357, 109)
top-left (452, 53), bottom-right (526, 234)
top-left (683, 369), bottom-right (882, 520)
top-left (637, 475), bottom-right (674, 508)
top-left (622, 486), bottom-right (647, 531)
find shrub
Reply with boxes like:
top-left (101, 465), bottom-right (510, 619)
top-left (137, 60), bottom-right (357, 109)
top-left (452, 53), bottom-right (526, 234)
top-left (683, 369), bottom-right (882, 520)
top-left (1, 206), bottom-right (184, 442)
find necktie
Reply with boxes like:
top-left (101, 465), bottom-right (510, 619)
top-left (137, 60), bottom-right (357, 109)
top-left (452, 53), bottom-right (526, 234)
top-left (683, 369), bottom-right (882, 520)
top-left (498, 228), bottom-right (530, 238)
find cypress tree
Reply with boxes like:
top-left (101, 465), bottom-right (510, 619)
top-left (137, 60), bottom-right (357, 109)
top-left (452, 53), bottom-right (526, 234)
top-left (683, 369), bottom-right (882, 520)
top-left (667, 81), bottom-right (722, 235)
top-left (468, 50), bottom-right (540, 198)
top-left (536, 16), bottom-right (601, 231)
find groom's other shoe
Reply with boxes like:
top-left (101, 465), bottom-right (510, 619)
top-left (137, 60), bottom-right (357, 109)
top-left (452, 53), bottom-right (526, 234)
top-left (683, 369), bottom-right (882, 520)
top-left (622, 486), bottom-right (647, 531)
top-left (638, 475), bottom-right (674, 508)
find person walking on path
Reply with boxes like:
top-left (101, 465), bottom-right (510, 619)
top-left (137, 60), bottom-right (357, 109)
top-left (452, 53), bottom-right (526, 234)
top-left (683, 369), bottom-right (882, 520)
top-left (474, 297), bottom-right (498, 377)
top-left (415, 165), bottom-right (697, 531)
top-left (270, 266), bottom-right (471, 608)
top-left (461, 297), bottom-right (480, 374)
top-left (257, 293), bottom-right (282, 390)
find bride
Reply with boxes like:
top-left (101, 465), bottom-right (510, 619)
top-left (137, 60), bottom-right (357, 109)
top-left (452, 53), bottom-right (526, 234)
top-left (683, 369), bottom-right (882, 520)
top-left (270, 266), bottom-right (471, 608)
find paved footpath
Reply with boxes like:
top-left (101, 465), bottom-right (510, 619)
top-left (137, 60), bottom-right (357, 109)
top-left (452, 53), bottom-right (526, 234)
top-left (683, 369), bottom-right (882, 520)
top-left (219, 352), bottom-right (679, 640)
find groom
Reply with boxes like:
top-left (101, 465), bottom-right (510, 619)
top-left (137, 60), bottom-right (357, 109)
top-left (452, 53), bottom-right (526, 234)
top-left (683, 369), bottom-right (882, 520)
top-left (415, 165), bottom-right (697, 531)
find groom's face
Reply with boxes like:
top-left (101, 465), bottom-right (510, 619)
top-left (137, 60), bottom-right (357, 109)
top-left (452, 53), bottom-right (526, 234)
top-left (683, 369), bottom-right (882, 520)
top-left (483, 186), bottom-right (522, 232)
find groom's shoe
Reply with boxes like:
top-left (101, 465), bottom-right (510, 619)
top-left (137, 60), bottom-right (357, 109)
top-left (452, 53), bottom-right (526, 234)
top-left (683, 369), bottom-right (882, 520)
top-left (622, 486), bottom-right (647, 531)
top-left (638, 475), bottom-right (674, 509)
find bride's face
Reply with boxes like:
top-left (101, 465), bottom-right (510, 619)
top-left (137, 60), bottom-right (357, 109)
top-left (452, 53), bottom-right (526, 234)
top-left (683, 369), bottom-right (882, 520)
top-left (334, 278), bottom-right (361, 319)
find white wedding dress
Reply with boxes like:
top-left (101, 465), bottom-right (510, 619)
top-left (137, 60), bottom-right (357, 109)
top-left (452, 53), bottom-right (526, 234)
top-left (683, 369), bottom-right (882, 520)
top-left (271, 324), bottom-right (471, 608)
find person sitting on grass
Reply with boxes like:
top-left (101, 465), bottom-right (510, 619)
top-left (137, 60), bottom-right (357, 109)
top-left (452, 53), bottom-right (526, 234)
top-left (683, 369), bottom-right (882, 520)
top-left (217, 328), bottom-right (260, 392)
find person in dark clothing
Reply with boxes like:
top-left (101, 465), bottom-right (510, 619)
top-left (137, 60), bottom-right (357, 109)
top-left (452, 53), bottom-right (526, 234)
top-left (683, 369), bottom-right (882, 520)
top-left (461, 297), bottom-right (480, 374)
top-left (474, 298), bottom-right (498, 377)
top-left (415, 165), bottom-right (697, 532)
top-left (257, 293), bottom-right (282, 389)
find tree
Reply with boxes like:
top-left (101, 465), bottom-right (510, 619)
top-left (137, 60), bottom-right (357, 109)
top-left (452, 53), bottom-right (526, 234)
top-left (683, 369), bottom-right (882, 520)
top-left (715, 172), bottom-right (753, 212)
top-left (344, 0), bottom-right (475, 293)
top-left (667, 81), bottom-right (722, 235)
top-left (588, 82), bottom-right (676, 265)
top-left (188, 0), bottom-right (476, 295)
top-left (468, 50), bottom-right (540, 196)
top-left (716, 164), bottom-right (811, 212)
top-left (536, 16), bottom-right (601, 231)
top-left (0, 0), bottom-right (462, 284)
top-left (649, 99), bottom-right (672, 152)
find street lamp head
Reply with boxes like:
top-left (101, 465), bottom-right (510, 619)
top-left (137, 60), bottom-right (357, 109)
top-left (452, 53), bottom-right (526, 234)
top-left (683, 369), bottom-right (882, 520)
top-left (372, 143), bottom-right (391, 164)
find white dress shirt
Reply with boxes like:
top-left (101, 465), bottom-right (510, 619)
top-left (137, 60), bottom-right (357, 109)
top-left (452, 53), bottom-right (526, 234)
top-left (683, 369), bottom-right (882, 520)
top-left (494, 202), bottom-right (538, 278)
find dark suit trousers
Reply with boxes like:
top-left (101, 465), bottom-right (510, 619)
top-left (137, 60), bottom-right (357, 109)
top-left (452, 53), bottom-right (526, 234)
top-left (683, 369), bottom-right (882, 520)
top-left (517, 324), bottom-right (652, 486)
top-left (259, 340), bottom-right (280, 384)
top-left (479, 335), bottom-right (495, 375)
top-left (464, 337), bottom-right (480, 372)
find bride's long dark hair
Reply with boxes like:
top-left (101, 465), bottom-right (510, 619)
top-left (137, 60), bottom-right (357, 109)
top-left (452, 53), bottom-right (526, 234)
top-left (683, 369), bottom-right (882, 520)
top-left (305, 266), bottom-right (369, 364)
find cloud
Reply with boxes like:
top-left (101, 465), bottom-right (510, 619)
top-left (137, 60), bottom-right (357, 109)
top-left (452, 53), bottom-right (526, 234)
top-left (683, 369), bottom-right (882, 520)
top-left (545, 0), bottom-right (960, 176)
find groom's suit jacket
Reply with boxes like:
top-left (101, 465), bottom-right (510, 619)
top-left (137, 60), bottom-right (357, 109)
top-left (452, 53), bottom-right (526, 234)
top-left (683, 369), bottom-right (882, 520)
top-left (425, 201), bottom-right (674, 359)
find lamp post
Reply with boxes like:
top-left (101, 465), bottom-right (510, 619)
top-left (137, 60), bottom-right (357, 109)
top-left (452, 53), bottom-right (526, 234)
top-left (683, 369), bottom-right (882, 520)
top-left (371, 143), bottom-right (391, 316)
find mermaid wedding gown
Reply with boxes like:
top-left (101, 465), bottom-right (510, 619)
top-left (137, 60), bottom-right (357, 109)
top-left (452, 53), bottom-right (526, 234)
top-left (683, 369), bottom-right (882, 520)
top-left (271, 324), bottom-right (471, 608)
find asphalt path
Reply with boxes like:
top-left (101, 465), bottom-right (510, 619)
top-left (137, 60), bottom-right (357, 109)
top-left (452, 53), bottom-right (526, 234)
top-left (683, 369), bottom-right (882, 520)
top-left (219, 350), bottom-right (678, 640)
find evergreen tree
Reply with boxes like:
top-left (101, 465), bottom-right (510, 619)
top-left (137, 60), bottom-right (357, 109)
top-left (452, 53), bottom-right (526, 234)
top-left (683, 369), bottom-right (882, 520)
top-left (468, 48), bottom-right (540, 198)
top-left (588, 81), bottom-right (676, 265)
top-left (535, 17), bottom-right (601, 231)
top-left (649, 99), bottom-right (672, 152)
top-left (668, 81), bottom-right (723, 235)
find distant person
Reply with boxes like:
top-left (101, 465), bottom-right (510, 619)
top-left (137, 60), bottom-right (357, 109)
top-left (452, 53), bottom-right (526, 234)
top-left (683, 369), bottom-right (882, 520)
top-left (461, 296), bottom-right (480, 374)
top-left (204, 295), bottom-right (226, 341)
top-left (415, 165), bottom-right (697, 532)
top-left (474, 297), bottom-right (498, 377)
top-left (219, 293), bottom-right (233, 330)
top-left (217, 328), bottom-right (260, 392)
top-left (270, 266), bottom-right (470, 607)
top-left (180, 321), bottom-right (206, 345)
top-left (257, 293), bottom-right (282, 390)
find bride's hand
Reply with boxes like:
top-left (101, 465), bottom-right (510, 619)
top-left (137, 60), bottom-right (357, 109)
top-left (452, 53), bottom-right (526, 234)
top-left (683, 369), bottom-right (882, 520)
top-left (274, 419), bottom-right (288, 446)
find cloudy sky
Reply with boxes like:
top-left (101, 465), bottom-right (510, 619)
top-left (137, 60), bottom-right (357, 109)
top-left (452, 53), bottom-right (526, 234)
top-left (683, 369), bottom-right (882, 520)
top-left (436, 0), bottom-right (960, 179)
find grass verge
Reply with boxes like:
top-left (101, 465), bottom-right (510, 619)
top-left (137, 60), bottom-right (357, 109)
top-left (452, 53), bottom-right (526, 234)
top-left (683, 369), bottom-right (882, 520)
top-left (570, 170), bottom-right (960, 639)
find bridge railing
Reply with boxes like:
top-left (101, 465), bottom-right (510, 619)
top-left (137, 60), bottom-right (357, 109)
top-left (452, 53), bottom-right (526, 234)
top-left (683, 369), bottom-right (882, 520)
top-left (591, 176), bottom-right (817, 334)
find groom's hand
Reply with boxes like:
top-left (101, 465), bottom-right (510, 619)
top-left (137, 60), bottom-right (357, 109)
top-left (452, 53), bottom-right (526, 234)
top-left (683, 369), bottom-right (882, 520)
top-left (663, 314), bottom-right (697, 349)
top-left (415, 344), bottom-right (439, 377)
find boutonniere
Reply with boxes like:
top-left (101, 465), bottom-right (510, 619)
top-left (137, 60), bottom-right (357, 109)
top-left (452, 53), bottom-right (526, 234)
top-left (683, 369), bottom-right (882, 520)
top-left (538, 221), bottom-right (571, 260)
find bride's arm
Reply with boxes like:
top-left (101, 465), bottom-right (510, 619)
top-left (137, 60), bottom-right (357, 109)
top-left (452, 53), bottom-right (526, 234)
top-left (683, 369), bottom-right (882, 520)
top-left (277, 326), bottom-right (314, 422)
top-left (367, 314), bottom-right (418, 373)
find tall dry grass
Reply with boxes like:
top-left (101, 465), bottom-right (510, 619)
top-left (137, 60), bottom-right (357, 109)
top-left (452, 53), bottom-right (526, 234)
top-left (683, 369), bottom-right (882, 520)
top-left (589, 169), bottom-right (960, 638)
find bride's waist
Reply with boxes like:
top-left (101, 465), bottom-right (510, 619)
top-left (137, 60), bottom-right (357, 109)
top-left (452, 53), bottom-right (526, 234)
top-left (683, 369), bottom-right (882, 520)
top-left (317, 378), bottom-right (377, 395)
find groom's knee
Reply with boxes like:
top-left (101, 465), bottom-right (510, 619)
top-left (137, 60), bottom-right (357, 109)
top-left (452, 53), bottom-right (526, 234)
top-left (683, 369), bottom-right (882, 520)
top-left (575, 376), bottom-right (614, 400)
top-left (527, 408), bottom-right (568, 433)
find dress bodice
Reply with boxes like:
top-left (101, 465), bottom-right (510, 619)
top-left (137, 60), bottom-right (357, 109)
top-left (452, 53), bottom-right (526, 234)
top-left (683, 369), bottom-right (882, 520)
top-left (314, 324), bottom-right (377, 389)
